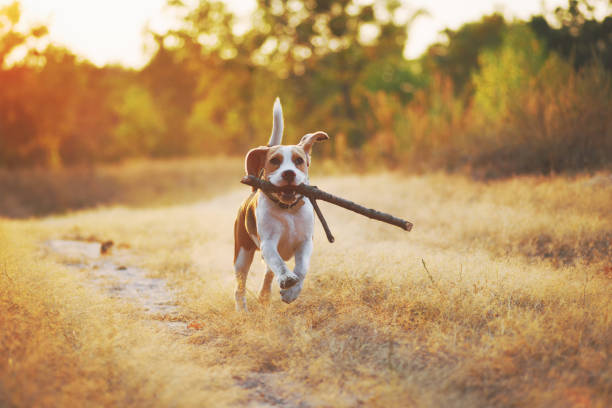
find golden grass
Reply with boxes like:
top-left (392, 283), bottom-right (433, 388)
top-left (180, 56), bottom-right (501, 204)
top-left (1, 160), bottom-right (610, 407)
top-left (0, 223), bottom-right (242, 408)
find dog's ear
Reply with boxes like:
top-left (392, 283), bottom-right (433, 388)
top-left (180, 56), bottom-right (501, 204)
top-left (298, 131), bottom-right (329, 158)
top-left (245, 146), bottom-right (269, 176)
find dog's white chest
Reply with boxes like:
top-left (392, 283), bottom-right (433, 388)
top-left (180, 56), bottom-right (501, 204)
top-left (256, 196), bottom-right (314, 260)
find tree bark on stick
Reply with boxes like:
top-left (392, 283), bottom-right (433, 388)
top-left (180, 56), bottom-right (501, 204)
top-left (241, 175), bottom-right (413, 232)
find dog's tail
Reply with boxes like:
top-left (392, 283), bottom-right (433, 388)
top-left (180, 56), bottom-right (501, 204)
top-left (268, 97), bottom-right (283, 146)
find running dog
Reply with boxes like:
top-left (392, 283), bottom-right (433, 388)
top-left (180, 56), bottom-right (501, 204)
top-left (233, 98), bottom-right (328, 311)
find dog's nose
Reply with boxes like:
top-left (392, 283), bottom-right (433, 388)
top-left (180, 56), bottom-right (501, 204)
top-left (281, 170), bottom-right (295, 182)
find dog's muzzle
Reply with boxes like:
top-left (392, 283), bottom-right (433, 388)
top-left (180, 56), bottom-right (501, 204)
top-left (278, 190), bottom-right (297, 203)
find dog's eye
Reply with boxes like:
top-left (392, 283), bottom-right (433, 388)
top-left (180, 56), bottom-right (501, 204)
top-left (270, 157), bottom-right (281, 165)
top-left (294, 157), bottom-right (304, 165)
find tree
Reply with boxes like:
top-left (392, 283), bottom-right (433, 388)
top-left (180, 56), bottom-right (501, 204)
top-left (139, 34), bottom-right (200, 156)
top-left (0, 1), bottom-right (50, 167)
top-left (423, 14), bottom-right (507, 94)
top-left (529, 0), bottom-right (612, 70)
top-left (472, 26), bottom-right (548, 122)
top-left (0, 1), bottom-right (47, 68)
top-left (166, 0), bottom-right (426, 150)
top-left (247, 0), bottom-right (424, 147)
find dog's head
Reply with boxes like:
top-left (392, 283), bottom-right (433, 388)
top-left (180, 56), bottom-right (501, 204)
top-left (245, 132), bottom-right (329, 204)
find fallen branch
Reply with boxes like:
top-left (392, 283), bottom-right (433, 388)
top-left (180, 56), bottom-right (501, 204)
top-left (241, 175), bottom-right (413, 232)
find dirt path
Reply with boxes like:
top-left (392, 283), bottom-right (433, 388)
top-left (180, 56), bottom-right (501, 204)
top-left (46, 239), bottom-right (191, 335)
top-left (45, 238), bottom-right (306, 408)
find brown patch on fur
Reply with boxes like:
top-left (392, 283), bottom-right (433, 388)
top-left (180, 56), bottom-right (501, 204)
top-left (298, 132), bottom-right (329, 165)
top-left (234, 191), bottom-right (259, 262)
top-left (299, 132), bottom-right (329, 155)
top-left (245, 146), bottom-right (269, 177)
top-left (263, 146), bottom-right (283, 175)
top-left (291, 147), bottom-right (308, 172)
top-left (246, 144), bottom-right (314, 179)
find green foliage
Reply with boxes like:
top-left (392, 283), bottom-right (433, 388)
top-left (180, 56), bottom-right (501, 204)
top-left (113, 86), bottom-right (166, 157)
top-left (139, 35), bottom-right (199, 156)
top-left (472, 26), bottom-right (547, 123)
top-left (186, 62), bottom-right (280, 153)
top-left (162, 0), bottom-right (424, 151)
top-left (490, 56), bottom-right (612, 173)
top-left (423, 14), bottom-right (507, 93)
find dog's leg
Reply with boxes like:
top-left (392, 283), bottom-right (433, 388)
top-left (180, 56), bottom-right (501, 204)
top-left (259, 268), bottom-right (274, 305)
top-left (234, 247), bottom-right (255, 312)
top-left (261, 239), bottom-right (299, 289)
top-left (280, 239), bottom-right (313, 304)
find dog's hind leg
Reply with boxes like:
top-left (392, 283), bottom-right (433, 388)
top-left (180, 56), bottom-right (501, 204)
top-left (234, 247), bottom-right (255, 312)
top-left (258, 268), bottom-right (274, 305)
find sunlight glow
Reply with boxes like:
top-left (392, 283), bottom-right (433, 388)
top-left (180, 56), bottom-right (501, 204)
top-left (3, 0), bottom-right (608, 67)
top-left (8, 0), bottom-right (173, 68)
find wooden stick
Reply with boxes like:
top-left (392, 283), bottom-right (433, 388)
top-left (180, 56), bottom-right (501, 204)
top-left (241, 175), bottom-right (413, 232)
top-left (308, 196), bottom-right (335, 243)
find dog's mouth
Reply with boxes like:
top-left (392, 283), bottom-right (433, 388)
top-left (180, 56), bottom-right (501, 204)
top-left (275, 190), bottom-right (297, 204)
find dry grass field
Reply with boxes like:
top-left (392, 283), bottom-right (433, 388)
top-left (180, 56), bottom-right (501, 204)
top-left (1, 158), bottom-right (610, 407)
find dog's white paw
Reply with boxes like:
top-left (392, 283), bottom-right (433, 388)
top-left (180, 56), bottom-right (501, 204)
top-left (235, 297), bottom-right (248, 312)
top-left (278, 271), bottom-right (299, 289)
top-left (280, 281), bottom-right (303, 303)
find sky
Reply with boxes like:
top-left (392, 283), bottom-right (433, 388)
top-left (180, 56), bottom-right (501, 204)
top-left (2, 0), bottom-right (602, 68)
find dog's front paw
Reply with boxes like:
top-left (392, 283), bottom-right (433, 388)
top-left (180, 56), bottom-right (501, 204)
top-left (280, 282), bottom-right (303, 304)
top-left (278, 271), bottom-right (299, 289)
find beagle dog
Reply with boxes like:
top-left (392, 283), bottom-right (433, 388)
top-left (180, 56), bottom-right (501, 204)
top-left (233, 98), bottom-right (328, 311)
